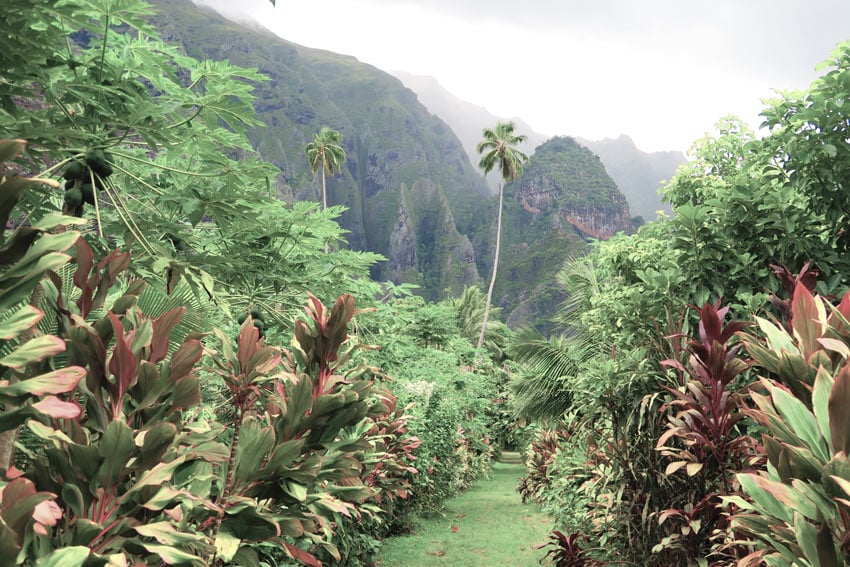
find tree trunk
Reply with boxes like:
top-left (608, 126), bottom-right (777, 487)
top-left (321, 168), bottom-right (327, 211)
top-left (477, 181), bottom-right (504, 352)
top-left (321, 169), bottom-right (328, 253)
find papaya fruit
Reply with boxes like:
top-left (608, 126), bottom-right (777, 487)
top-left (63, 160), bottom-right (86, 181)
top-left (101, 151), bottom-right (114, 177)
top-left (251, 308), bottom-right (263, 321)
top-left (252, 319), bottom-right (265, 331)
top-left (73, 204), bottom-right (85, 218)
top-left (85, 148), bottom-right (112, 178)
top-left (237, 313), bottom-right (248, 324)
top-left (80, 183), bottom-right (95, 205)
top-left (64, 187), bottom-right (83, 208)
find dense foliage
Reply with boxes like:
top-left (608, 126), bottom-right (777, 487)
top-left (514, 40), bottom-right (850, 566)
top-left (9, 2), bottom-right (850, 566)
top-left (0, 2), bottom-right (510, 565)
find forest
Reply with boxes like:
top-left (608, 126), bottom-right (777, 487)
top-left (4, 1), bottom-right (850, 566)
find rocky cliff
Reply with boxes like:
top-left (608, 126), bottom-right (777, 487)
top-left (392, 71), bottom-right (549, 194)
top-left (577, 135), bottom-right (687, 222)
top-left (387, 181), bottom-right (480, 300)
top-left (393, 72), bottom-right (686, 227)
top-left (496, 136), bottom-right (633, 328)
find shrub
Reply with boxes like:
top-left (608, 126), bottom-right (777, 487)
top-left (653, 301), bottom-right (762, 562)
top-left (726, 283), bottom-right (850, 565)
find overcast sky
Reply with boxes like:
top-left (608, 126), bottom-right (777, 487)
top-left (195, 0), bottom-right (850, 153)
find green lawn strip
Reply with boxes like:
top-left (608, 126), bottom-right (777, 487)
top-left (376, 458), bottom-right (552, 566)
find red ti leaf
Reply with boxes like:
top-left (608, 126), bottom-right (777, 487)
top-left (829, 366), bottom-right (850, 455)
top-left (32, 396), bottom-right (81, 419)
top-left (73, 239), bottom-right (95, 316)
top-left (0, 366), bottom-right (85, 397)
top-left (107, 312), bottom-right (137, 417)
top-left (830, 291), bottom-right (850, 336)
top-left (150, 307), bottom-right (185, 363)
top-left (236, 321), bottom-right (261, 371)
top-left (282, 543), bottom-right (321, 567)
top-left (91, 251), bottom-right (131, 312)
top-left (792, 283), bottom-right (824, 359)
top-left (169, 339), bottom-right (202, 381)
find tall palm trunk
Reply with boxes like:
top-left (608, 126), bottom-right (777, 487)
top-left (321, 168), bottom-right (328, 211)
top-left (477, 181), bottom-right (504, 351)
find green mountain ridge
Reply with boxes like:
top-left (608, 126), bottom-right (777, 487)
top-left (392, 70), bottom-right (549, 193)
top-left (392, 71), bottom-right (686, 224)
top-left (151, 0), bottom-right (490, 272)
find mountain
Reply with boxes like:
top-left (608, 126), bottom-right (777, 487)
top-left (151, 0), bottom-right (489, 299)
top-left (392, 72), bottom-right (686, 224)
top-left (392, 71), bottom-right (548, 192)
top-left (497, 136), bottom-right (633, 329)
top-left (577, 135), bottom-right (687, 222)
top-left (148, 0), bottom-right (634, 325)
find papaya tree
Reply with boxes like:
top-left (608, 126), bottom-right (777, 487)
top-left (1, 0), bottom-right (379, 321)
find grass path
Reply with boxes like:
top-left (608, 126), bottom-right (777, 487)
top-left (375, 454), bottom-right (552, 566)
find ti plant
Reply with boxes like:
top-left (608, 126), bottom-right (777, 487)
top-left (518, 428), bottom-right (570, 504)
top-left (20, 238), bottom-right (223, 566)
top-left (654, 301), bottom-right (761, 561)
top-left (726, 283), bottom-right (850, 565)
top-left (0, 138), bottom-right (88, 559)
top-left (206, 293), bottom-right (407, 565)
top-left (536, 530), bottom-right (604, 567)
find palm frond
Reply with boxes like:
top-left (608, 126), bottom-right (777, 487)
top-left (509, 324), bottom-right (605, 420)
top-left (136, 279), bottom-right (212, 353)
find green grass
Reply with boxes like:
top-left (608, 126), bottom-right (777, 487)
top-left (375, 456), bottom-right (552, 566)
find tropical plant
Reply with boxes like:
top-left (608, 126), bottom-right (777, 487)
top-left (517, 428), bottom-right (570, 504)
top-left (476, 121), bottom-right (528, 353)
top-left (3, 0), bottom-right (378, 319)
top-left (654, 300), bottom-right (762, 562)
top-left (724, 282), bottom-right (850, 565)
top-left (536, 530), bottom-right (604, 567)
top-left (451, 285), bottom-right (511, 360)
top-left (8, 242), bottom-right (223, 566)
top-left (0, 139), bottom-right (87, 474)
top-left (306, 127), bottom-right (347, 211)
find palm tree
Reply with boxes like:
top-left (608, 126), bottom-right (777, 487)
top-left (306, 127), bottom-right (346, 210)
top-left (476, 121), bottom-right (528, 351)
top-left (509, 257), bottom-right (605, 419)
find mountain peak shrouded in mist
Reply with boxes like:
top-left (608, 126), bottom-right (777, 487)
top-left (392, 70), bottom-right (548, 193)
top-left (576, 136), bottom-right (687, 221)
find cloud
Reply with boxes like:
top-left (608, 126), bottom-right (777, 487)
top-left (346, 0), bottom-right (849, 81)
top-left (191, 0), bottom-right (850, 152)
